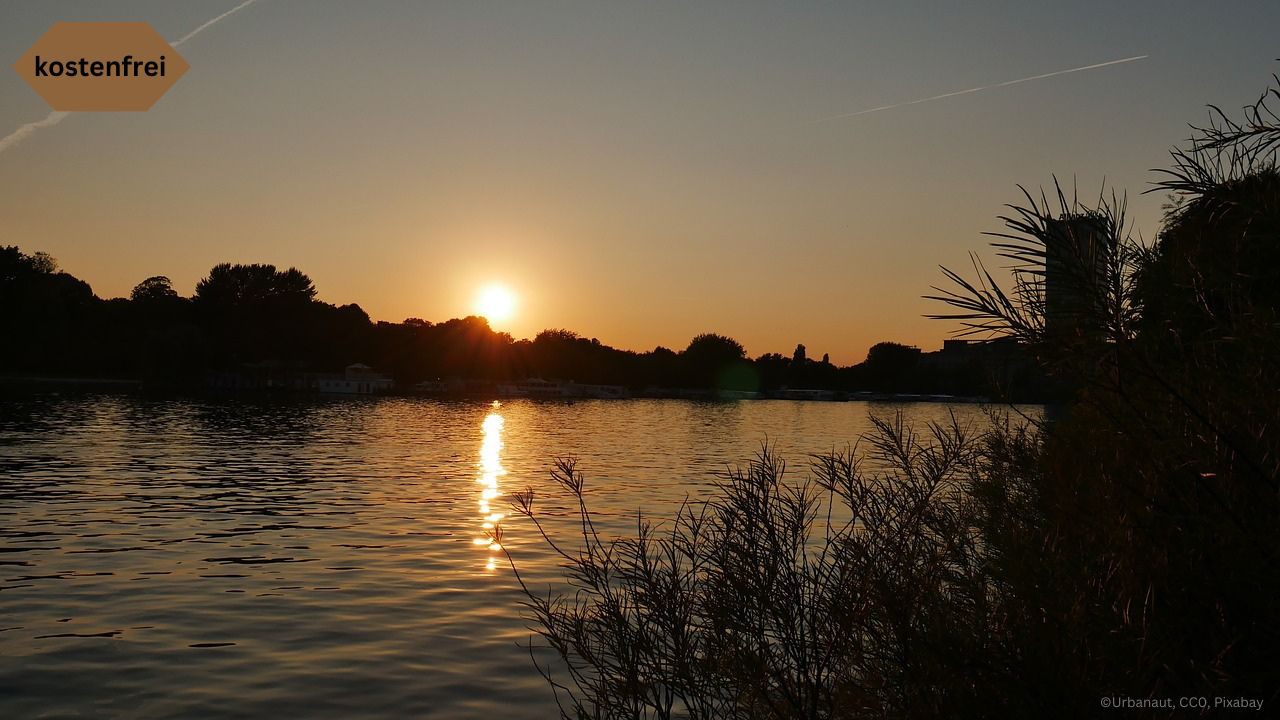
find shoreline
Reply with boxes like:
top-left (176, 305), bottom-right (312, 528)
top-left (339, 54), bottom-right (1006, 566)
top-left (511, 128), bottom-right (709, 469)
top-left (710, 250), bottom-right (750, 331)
top-left (0, 375), bottom-right (991, 404)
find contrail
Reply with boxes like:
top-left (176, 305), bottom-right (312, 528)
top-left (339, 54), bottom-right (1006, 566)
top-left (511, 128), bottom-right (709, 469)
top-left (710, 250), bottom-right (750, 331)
top-left (811, 54), bottom-right (1148, 124)
top-left (169, 0), bottom-right (260, 48)
top-left (0, 111), bottom-right (71, 155)
top-left (0, 0), bottom-right (260, 156)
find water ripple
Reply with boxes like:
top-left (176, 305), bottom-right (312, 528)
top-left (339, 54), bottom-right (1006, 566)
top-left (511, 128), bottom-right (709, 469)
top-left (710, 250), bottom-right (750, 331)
top-left (0, 394), bottom-right (1028, 718)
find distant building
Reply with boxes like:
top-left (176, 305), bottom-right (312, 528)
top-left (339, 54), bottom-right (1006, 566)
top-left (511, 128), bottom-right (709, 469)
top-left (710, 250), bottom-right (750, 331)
top-left (1044, 216), bottom-right (1108, 339)
top-left (313, 363), bottom-right (394, 395)
top-left (922, 339), bottom-right (977, 370)
top-left (207, 362), bottom-right (393, 395)
top-left (917, 337), bottom-right (1033, 400)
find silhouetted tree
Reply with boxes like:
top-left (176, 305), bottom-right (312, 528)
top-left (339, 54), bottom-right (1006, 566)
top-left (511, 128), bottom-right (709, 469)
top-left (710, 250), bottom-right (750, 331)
top-left (131, 275), bottom-right (179, 303)
top-left (0, 247), bottom-right (100, 373)
top-left (194, 263), bottom-right (316, 306)
top-left (536, 328), bottom-right (580, 343)
top-left (682, 333), bottom-right (748, 388)
top-left (861, 341), bottom-right (921, 392)
top-left (1137, 169), bottom-right (1280, 343)
top-left (1, 246), bottom-right (57, 283)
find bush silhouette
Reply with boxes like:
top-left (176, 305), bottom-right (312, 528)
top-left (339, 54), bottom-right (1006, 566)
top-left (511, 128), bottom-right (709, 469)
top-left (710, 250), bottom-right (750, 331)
top-left (506, 70), bottom-right (1280, 718)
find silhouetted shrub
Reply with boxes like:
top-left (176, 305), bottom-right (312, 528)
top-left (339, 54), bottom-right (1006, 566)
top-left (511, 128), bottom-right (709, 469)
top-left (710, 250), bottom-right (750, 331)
top-left (509, 70), bottom-right (1280, 718)
top-left (505, 413), bottom-right (1041, 719)
top-left (926, 70), bottom-right (1280, 710)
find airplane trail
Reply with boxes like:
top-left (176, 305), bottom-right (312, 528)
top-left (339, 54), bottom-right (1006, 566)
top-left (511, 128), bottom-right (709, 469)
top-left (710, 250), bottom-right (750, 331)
top-left (0, 0), bottom-right (261, 156)
top-left (0, 111), bottom-right (71, 155)
top-left (811, 54), bottom-right (1148, 124)
top-left (170, 0), bottom-right (260, 48)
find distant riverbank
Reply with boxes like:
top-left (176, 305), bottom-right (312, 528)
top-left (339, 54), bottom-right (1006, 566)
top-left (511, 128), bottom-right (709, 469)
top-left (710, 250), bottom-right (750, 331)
top-left (0, 374), bottom-right (144, 391)
top-left (0, 373), bottom-right (989, 404)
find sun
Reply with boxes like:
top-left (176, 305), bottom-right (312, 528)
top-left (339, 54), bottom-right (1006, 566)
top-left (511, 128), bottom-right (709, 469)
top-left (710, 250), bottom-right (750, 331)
top-left (475, 283), bottom-right (518, 324)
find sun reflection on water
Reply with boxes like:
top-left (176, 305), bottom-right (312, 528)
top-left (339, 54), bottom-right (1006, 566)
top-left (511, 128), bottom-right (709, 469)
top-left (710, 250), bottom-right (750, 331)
top-left (475, 402), bottom-right (506, 571)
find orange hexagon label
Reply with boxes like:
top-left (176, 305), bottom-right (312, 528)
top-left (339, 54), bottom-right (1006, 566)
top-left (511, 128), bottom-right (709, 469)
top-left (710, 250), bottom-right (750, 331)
top-left (13, 22), bottom-right (189, 111)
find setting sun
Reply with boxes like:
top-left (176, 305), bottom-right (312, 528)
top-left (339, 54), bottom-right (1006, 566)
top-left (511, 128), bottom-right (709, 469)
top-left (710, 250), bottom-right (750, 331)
top-left (474, 284), bottom-right (517, 324)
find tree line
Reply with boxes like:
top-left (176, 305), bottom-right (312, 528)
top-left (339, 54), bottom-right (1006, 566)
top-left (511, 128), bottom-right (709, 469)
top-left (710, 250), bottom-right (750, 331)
top-left (0, 251), bottom-right (1043, 398)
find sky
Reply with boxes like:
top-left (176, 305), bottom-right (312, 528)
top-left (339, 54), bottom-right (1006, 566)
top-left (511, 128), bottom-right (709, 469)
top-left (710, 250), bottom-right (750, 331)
top-left (1, 1), bottom-right (1278, 364)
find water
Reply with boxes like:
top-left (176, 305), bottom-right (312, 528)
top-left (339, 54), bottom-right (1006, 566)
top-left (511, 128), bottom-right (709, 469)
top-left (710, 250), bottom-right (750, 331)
top-left (0, 395), bottom-right (1033, 718)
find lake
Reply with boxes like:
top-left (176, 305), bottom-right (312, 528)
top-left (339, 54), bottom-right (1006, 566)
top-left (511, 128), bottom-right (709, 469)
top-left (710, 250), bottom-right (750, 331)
top-left (0, 395), bottom-right (1034, 718)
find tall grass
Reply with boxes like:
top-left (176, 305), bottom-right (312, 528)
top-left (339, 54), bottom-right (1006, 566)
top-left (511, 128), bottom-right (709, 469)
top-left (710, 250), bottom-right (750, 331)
top-left (502, 413), bottom-right (1053, 719)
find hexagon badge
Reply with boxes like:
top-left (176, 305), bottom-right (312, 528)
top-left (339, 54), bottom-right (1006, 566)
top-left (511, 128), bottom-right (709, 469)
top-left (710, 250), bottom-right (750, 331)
top-left (13, 22), bottom-right (189, 111)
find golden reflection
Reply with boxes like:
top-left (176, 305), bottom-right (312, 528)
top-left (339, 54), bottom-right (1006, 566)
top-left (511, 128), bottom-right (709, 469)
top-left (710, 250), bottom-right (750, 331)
top-left (476, 401), bottom-right (506, 571)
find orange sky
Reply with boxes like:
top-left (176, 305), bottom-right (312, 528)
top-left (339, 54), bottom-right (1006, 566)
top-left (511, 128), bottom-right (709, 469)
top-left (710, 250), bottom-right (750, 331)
top-left (2, 1), bottom-right (1278, 363)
